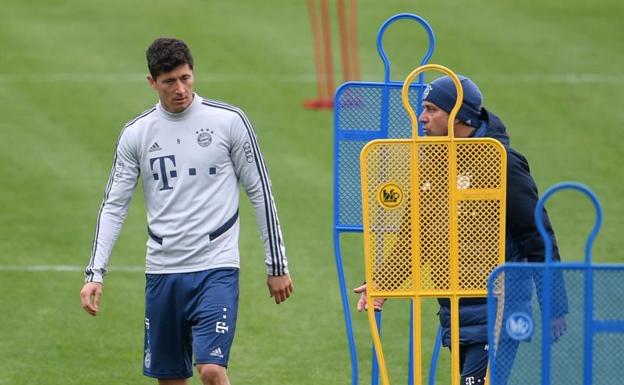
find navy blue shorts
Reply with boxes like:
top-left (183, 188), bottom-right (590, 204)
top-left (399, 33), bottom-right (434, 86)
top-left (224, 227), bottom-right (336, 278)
top-left (143, 268), bottom-right (239, 379)
top-left (456, 343), bottom-right (488, 385)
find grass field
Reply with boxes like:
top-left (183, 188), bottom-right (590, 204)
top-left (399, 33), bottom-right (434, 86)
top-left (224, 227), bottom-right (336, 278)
top-left (1, 0), bottom-right (623, 384)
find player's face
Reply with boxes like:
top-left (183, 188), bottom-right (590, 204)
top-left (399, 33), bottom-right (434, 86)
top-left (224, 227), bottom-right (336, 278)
top-left (148, 63), bottom-right (194, 113)
top-left (419, 101), bottom-right (449, 136)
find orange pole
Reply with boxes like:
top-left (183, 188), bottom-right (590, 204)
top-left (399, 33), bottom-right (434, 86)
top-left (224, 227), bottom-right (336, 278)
top-left (306, 0), bottom-right (325, 101)
top-left (349, 0), bottom-right (360, 80)
top-left (337, 0), bottom-right (351, 81)
top-left (319, 0), bottom-right (335, 101)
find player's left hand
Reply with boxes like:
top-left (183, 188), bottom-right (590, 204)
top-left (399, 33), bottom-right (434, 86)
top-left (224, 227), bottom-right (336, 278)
top-left (80, 282), bottom-right (103, 316)
top-left (353, 284), bottom-right (385, 311)
top-left (267, 274), bottom-right (293, 304)
top-left (551, 316), bottom-right (567, 342)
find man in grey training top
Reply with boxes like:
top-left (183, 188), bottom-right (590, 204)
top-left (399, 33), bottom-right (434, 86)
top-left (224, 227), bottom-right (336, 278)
top-left (80, 37), bottom-right (293, 385)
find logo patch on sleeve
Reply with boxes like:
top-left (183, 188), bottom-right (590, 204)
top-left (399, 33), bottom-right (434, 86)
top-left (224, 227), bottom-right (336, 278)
top-left (243, 142), bottom-right (254, 163)
top-left (113, 160), bottom-right (125, 182)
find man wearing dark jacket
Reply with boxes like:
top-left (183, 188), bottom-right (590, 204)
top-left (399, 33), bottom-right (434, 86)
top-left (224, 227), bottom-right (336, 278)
top-left (354, 75), bottom-right (568, 385)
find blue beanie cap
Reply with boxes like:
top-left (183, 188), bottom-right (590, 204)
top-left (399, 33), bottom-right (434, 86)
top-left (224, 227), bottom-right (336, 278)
top-left (423, 75), bottom-right (482, 127)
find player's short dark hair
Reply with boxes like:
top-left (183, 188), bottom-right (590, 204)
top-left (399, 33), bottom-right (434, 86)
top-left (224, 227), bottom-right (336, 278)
top-left (146, 37), bottom-right (194, 79)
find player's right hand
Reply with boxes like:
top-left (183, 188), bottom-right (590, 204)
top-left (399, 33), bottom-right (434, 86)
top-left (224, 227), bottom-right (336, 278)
top-left (353, 284), bottom-right (385, 311)
top-left (552, 316), bottom-right (567, 342)
top-left (80, 282), bottom-right (103, 316)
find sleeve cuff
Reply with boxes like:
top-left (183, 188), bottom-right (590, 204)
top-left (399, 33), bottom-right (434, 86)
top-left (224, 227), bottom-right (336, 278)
top-left (266, 264), bottom-right (289, 276)
top-left (84, 268), bottom-right (105, 283)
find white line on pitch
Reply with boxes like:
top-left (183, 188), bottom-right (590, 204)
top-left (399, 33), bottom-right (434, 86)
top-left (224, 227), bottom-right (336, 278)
top-left (0, 264), bottom-right (144, 272)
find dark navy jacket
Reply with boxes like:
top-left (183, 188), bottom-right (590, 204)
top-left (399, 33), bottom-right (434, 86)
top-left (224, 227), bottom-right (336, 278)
top-left (438, 108), bottom-right (568, 346)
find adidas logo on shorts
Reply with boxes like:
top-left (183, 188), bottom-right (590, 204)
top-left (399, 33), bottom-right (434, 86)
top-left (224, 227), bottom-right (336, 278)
top-left (210, 347), bottom-right (224, 358)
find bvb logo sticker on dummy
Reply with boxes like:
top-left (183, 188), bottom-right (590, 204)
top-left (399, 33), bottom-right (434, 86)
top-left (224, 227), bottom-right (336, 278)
top-left (377, 182), bottom-right (404, 209)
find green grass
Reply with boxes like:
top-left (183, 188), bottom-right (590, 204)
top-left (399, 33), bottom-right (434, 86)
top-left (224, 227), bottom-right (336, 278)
top-left (1, 0), bottom-right (623, 384)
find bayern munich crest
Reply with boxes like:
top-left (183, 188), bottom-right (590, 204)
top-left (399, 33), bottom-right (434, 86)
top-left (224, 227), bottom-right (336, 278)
top-left (196, 128), bottom-right (214, 147)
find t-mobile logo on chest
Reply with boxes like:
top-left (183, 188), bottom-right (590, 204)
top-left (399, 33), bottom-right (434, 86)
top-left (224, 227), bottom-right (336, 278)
top-left (150, 155), bottom-right (177, 190)
top-left (150, 155), bottom-right (217, 191)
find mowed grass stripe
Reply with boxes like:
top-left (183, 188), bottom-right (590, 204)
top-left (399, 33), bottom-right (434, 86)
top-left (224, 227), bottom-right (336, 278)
top-left (2, 72), bottom-right (624, 84)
